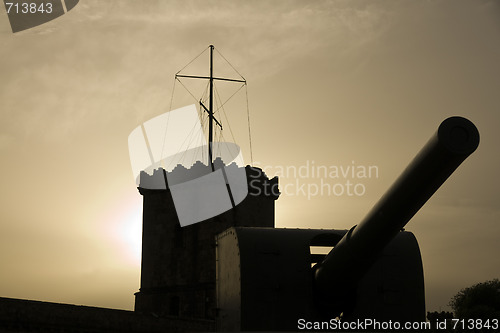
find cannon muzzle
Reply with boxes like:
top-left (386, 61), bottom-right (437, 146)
top-left (313, 116), bottom-right (479, 316)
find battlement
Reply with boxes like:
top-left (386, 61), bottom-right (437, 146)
top-left (138, 160), bottom-right (279, 199)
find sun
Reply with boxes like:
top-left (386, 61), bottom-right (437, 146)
top-left (119, 204), bottom-right (143, 265)
top-left (105, 193), bottom-right (143, 266)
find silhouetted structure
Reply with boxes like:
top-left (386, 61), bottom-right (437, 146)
top-left (0, 43), bottom-right (482, 332)
top-left (0, 116), bottom-right (479, 332)
top-left (134, 164), bottom-right (279, 323)
top-left (133, 116), bottom-right (479, 331)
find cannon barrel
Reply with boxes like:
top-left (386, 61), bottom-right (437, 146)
top-left (313, 116), bottom-right (480, 315)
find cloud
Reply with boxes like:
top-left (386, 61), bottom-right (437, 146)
top-left (0, 1), bottom-right (394, 143)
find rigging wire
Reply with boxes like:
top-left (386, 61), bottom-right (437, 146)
top-left (214, 84), bottom-right (245, 167)
top-left (164, 119), bottom-right (203, 171)
top-left (214, 84), bottom-right (237, 145)
top-left (162, 77), bottom-right (206, 170)
top-left (166, 80), bottom-right (208, 170)
top-left (168, 77), bottom-right (177, 112)
top-left (176, 77), bottom-right (199, 103)
top-left (175, 46), bottom-right (208, 76)
top-left (200, 79), bottom-right (210, 103)
top-left (215, 47), bottom-right (246, 81)
top-left (160, 77), bottom-right (177, 168)
top-left (220, 132), bottom-right (240, 167)
top-left (215, 46), bottom-right (252, 165)
top-left (214, 82), bottom-right (246, 113)
top-left (245, 85), bottom-right (254, 165)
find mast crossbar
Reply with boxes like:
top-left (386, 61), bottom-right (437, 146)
top-left (200, 101), bottom-right (223, 130)
top-left (176, 74), bottom-right (246, 84)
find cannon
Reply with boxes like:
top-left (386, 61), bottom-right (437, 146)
top-left (214, 116), bottom-right (479, 331)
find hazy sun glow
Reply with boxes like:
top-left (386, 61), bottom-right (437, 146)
top-left (105, 193), bottom-right (143, 266)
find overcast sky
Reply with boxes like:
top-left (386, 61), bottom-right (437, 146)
top-left (0, 0), bottom-right (499, 312)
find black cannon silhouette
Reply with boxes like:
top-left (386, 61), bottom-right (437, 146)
top-left (215, 117), bottom-right (479, 331)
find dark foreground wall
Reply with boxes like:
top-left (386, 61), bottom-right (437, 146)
top-left (0, 297), bottom-right (214, 333)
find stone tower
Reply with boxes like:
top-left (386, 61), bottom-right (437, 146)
top-left (134, 165), bottom-right (279, 320)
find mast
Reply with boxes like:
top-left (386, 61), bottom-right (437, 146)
top-left (208, 45), bottom-right (214, 171)
top-left (175, 45), bottom-right (246, 170)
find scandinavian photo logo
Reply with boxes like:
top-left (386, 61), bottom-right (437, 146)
top-left (253, 160), bottom-right (379, 199)
top-left (128, 104), bottom-right (248, 227)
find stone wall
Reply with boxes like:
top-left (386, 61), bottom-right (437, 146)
top-left (0, 297), bottom-right (214, 333)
